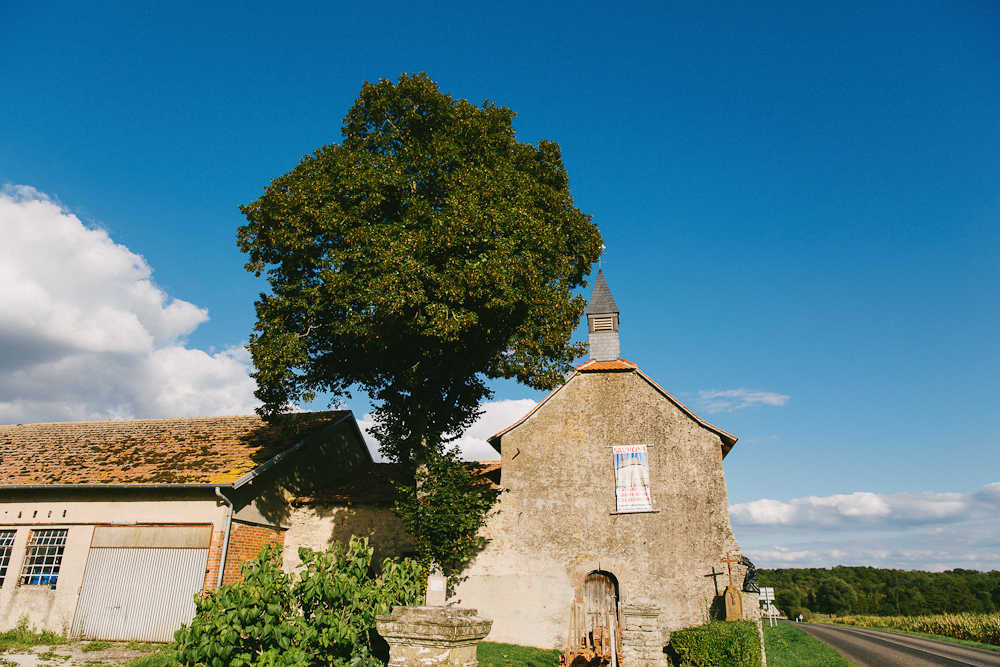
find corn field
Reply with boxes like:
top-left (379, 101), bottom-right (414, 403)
top-left (832, 612), bottom-right (1000, 646)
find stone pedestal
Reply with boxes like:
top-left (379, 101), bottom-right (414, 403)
top-left (724, 586), bottom-right (743, 621)
top-left (376, 606), bottom-right (493, 667)
top-left (620, 604), bottom-right (663, 667)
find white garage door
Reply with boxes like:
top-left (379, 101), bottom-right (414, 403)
top-left (73, 525), bottom-right (211, 643)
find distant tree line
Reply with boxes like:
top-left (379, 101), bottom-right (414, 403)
top-left (758, 567), bottom-right (1000, 618)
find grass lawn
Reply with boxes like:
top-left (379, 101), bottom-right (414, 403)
top-left (478, 641), bottom-right (562, 667)
top-left (764, 624), bottom-right (857, 667)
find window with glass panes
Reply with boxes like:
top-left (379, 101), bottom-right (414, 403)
top-left (0, 530), bottom-right (15, 586)
top-left (19, 529), bottom-right (66, 587)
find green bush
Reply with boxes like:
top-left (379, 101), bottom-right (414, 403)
top-left (667, 621), bottom-right (761, 667)
top-left (173, 536), bottom-right (423, 667)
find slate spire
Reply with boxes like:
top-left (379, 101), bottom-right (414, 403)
top-left (586, 270), bottom-right (620, 361)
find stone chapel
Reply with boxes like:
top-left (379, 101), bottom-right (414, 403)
top-left (447, 270), bottom-right (755, 648)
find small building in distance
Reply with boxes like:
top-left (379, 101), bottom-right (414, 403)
top-left (0, 411), bottom-right (370, 642)
top-left (450, 270), bottom-right (753, 648)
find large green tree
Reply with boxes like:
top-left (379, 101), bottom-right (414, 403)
top-left (238, 73), bottom-right (602, 565)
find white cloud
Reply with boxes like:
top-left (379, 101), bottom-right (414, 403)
top-left (730, 483), bottom-right (1000, 529)
top-left (359, 398), bottom-right (537, 462)
top-left (741, 520), bottom-right (1000, 571)
top-left (697, 388), bottom-right (789, 413)
top-left (449, 398), bottom-right (536, 461)
top-left (0, 185), bottom-right (259, 423)
top-left (732, 483), bottom-right (1000, 570)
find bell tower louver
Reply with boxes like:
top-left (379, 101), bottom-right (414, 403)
top-left (586, 270), bottom-right (620, 361)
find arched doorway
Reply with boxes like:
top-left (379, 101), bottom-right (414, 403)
top-left (584, 570), bottom-right (620, 630)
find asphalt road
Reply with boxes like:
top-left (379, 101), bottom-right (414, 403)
top-left (791, 622), bottom-right (1000, 667)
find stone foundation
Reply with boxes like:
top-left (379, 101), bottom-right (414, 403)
top-left (620, 604), bottom-right (663, 667)
top-left (376, 606), bottom-right (493, 667)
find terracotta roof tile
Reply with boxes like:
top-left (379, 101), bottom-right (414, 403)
top-left (0, 411), bottom-right (350, 486)
top-left (576, 358), bottom-right (638, 371)
top-left (291, 463), bottom-right (403, 505)
top-left (290, 461), bottom-right (501, 506)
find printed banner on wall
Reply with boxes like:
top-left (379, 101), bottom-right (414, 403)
top-left (613, 445), bottom-right (653, 512)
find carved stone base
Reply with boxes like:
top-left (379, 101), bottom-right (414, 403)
top-left (620, 604), bottom-right (663, 667)
top-left (376, 606), bottom-right (494, 667)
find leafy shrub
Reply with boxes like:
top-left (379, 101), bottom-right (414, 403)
top-left (393, 450), bottom-right (502, 575)
top-left (667, 621), bottom-right (761, 667)
top-left (173, 536), bottom-right (423, 667)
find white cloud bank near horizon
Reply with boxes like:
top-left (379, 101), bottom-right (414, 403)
top-left (0, 185), bottom-right (259, 423)
top-left (732, 483), bottom-right (1000, 571)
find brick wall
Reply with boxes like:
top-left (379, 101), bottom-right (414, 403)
top-left (221, 522), bottom-right (286, 586)
top-left (202, 528), bottom-right (226, 592)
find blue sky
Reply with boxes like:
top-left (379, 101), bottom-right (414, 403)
top-left (2, 0), bottom-right (998, 570)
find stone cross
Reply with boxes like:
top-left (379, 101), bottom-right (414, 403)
top-left (720, 551), bottom-right (740, 587)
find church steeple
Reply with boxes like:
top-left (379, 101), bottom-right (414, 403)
top-left (586, 270), bottom-right (620, 361)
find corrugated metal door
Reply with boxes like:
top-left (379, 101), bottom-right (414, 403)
top-left (73, 526), bottom-right (211, 642)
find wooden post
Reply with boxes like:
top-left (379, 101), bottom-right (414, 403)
top-left (609, 602), bottom-right (617, 667)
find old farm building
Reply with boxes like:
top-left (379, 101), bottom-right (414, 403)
top-left (0, 411), bottom-right (370, 641)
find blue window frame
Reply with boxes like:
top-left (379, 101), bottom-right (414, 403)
top-left (19, 529), bottom-right (66, 587)
top-left (0, 530), bottom-right (15, 586)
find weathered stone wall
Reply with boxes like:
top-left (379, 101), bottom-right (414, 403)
top-left (450, 370), bottom-right (741, 649)
top-left (281, 503), bottom-right (411, 573)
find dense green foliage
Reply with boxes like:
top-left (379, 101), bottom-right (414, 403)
top-left (832, 611), bottom-right (1000, 646)
top-left (762, 623), bottom-right (855, 667)
top-left (237, 72), bottom-right (602, 459)
top-left (759, 566), bottom-right (1000, 618)
top-left (238, 72), bottom-right (601, 574)
top-left (476, 642), bottom-right (562, 667)
top-left (666, 621), bottom-right (761, 667)
top-left (393, 450), bottom-right (502, 572)
top-left (173, 538), bottom-right (422, 667)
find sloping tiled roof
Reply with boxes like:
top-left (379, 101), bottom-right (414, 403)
top-left (0, 411), bottom-right (351, 486)
top-left (586, 270), bottom-right (619, 315)
top-left (577, 358), bottom-right (638, 371)
top-left (290, 461), bottom-right (502, 506)
top-left (488, 361), bottom-right (739, 457)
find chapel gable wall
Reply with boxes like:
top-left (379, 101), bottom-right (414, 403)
top-left (451, 371), bottom-right (740, 648)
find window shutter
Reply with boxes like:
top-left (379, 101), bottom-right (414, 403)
top-left (594, 317), bottom-right (614, 331)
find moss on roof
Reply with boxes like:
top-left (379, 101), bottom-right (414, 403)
top-left (0, 411), bottom-right (349, 485)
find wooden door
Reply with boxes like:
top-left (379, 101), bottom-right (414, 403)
top-left (584, 571), bottom-right (618, 632)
